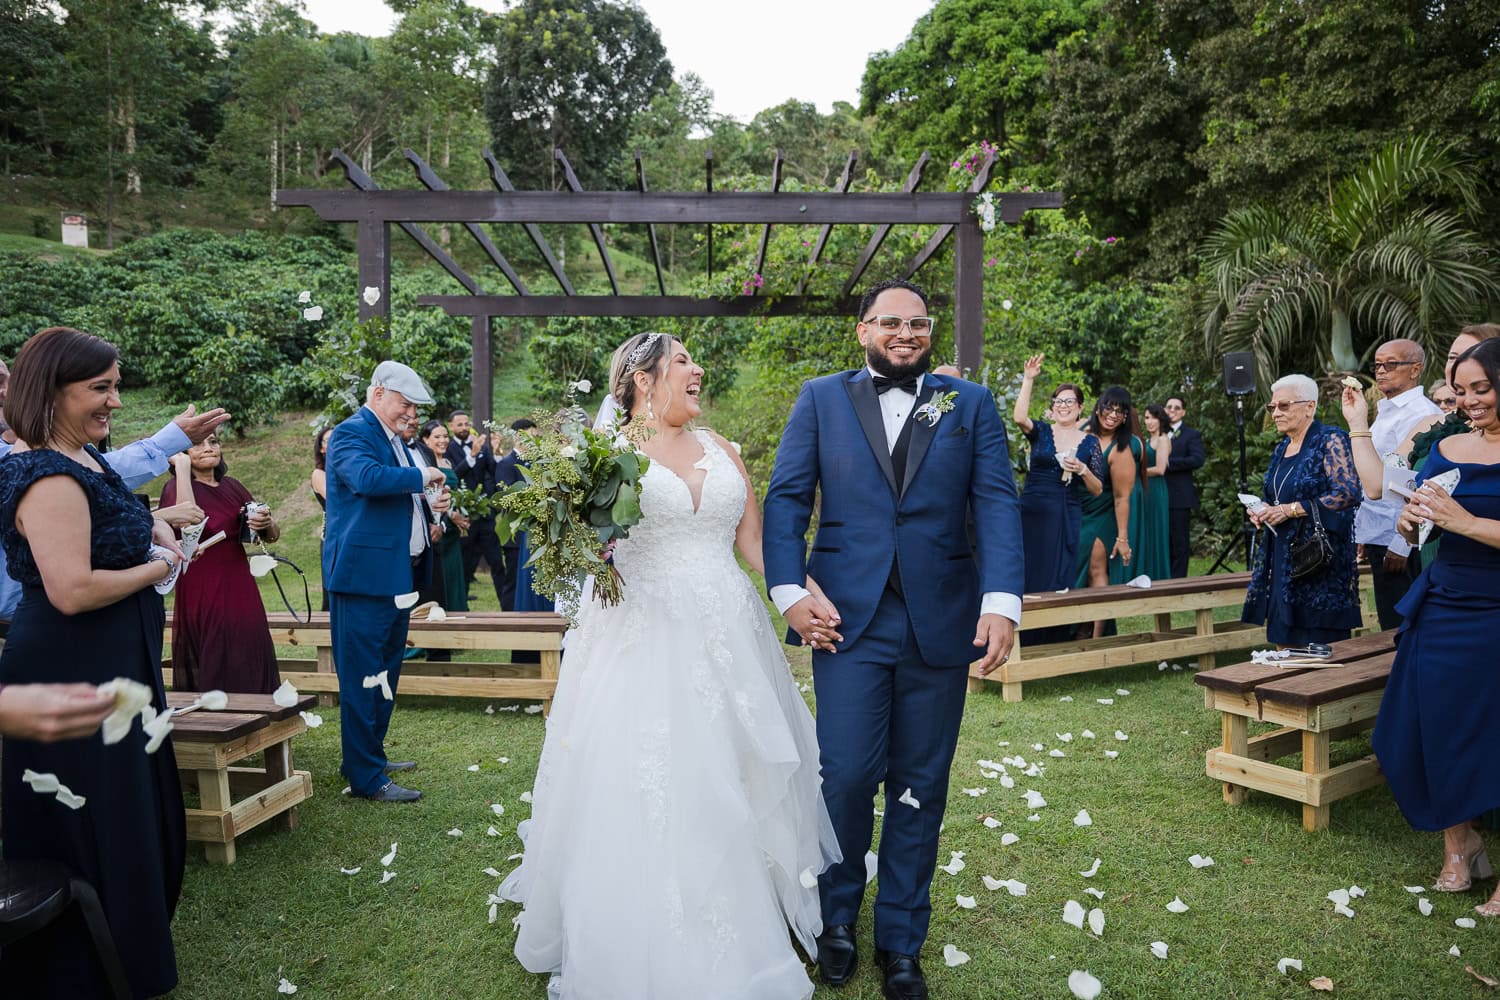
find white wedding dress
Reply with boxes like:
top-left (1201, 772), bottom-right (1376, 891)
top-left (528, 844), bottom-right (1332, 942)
top-left (500, 429), bottom-right (839, 1000)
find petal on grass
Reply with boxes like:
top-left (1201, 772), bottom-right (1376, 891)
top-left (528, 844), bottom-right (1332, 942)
top-left (447, 828), bottom-right (463, 837)
top-left (278, 978), bottom-right (298, 994)
top-left (943, 944), bottom-right (970, 967)
top-left (1084, 887), bottom-right (1105, 899)
top-left (1310, 977), bottom-right (1335, 992)
top-left (1087, 907), bottom-right (1105, 936)
top-left (1057, 733), bottom-right (1074, 742)
top-left (1058, 696), bottom-right (1073, 703)
top-left (1188, 854), bottom-right (1214, 869)
top-left (1080, 858), bottom-right (1101, 877)
top-left (1456, 917), bottom-right (1478, 929)
top-left (940, 852), bottom-right (966, 875)
top-left (491, 803), bottom-right (504, 816)
top-left (1068, 970), bottom-right (1102, 1000)
top-left (1333, 903), bottom-right (1355, 918)
top-left (1277, 958), bottom-right (1303, 974)
top-left (382, 842), bottom-right (398, 867)
top-left (1081, 730), bottom-right (1095, 739)
top-left (1348, 885), bottom-right (1366, 898)
top-left (956, 895), bottom-right (977, 909)
top-left (1097, 698), bottom-right (1114, 705)
top-left (299, 711), bottom-right (323, 728)
top-left (340, 867), bottom-right (361, 876)
top-left (1326, 889), bottom-right (1350, 906)
top-left (487, 826), bottom-right (500, 837)
top-left (962, 787), bottom-right (987, 797)
top-left (1000, 833), bottom-right (1020, 846)
top-left (1115, 688), bottom-right (1131, 696)
top-left (1150, 941), bottom-right (1168, 960)
top-left (982, 816), bottom-right (1001, 829)
top-left (1166, 897), bottom-right (1189, 913)
top-left (1419, 898), bottom-right (1434, 916)
top-left (865, 851), bottom-right (878, 885)
top-left (1063, 899), bottom-right (1086, 929)
top-left (1104, 750), bottom-right (1120, 759)
top-left (519, 791), bottom-right (533, 803)
top-left (380, 870), bottom-right (396, 884)
top-left (467, 764), bottom-right (481, 772)
top-left (1406, 885), bottom-right (1427, 894)
top-left (1114, 730), bottom-right (1129, 741)
top-left (1023, 789), bottom-right (1047, 809)
top-left (1074, 810), bottom-right (1093, 827)
top-left (1050, 749), bottom-right (1066, 758)
top-left (1451, 946), bottom-right (1462, 957)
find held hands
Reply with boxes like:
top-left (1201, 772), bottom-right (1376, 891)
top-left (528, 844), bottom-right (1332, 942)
top-left (1340, 386), bottom-right (1370, 433)
top-left (0, 683), bottom-right (115, 742)
top-left (173, 403), bottom-right (232, 444)
top-left (785, 593), bottom-right (843, 653)
top-left (1022, 353), bottom-right (1044, 381)
top-left (154, 501), bottom-right (205, 528)
top-left (972, 613), bottom-right (1015, 676)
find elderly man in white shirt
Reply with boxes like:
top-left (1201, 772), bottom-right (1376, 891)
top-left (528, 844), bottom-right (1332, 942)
top-left (1353, 338), bottom-right (1443, 629)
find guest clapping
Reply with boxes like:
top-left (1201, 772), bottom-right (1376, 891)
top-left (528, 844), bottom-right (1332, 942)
top-left (1372, 338), bottom-right (1500, 915)
top-left (0, 326), bottom-right (186, 997)
top-left (160, 432), bottom-right (281, 694)
top-left (1241, 375), bottom-right (1362, 647)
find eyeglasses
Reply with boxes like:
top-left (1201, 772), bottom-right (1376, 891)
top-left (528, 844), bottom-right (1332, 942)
top-left (1100, 405), bottom-right (1127, 416)
top-left (1264, 400), bottom-right (1315, 413)
top-left (1435, 397), bottom-right (1458, 407)
top-left (1371, 360), bottom-right (1421, 372)
top-left (1051, 397), bottom-right (1080, 407)
top-left (862, 314), bottom-right (937, 338)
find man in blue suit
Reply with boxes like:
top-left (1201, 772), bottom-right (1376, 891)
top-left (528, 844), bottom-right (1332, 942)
top-left (764, 280), bottom-right (1023, 1000)
top-left (324, 361), bottom-right (450, 803)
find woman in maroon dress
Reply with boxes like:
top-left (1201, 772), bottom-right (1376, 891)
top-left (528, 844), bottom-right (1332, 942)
top-left (159, 432), bottom-right (281, 693)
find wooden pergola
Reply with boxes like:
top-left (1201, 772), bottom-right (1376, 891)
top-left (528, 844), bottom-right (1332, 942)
top-left (276, 147), bottom-right (1061, 420)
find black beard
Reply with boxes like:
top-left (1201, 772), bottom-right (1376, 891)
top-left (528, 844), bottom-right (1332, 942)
top-left (866, 342), bottom-right (932, 380)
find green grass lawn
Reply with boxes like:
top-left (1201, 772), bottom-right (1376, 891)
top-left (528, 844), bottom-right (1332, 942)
top-left (114, 390), bottom-right (1492, 998)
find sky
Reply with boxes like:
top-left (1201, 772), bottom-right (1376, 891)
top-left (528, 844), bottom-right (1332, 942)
top-left (296, 0), bottom-right (936, 122)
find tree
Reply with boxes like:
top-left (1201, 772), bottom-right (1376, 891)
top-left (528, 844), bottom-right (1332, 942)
top-left (1201, 137), bottom-right (1500, 386)
top-left (744, 100), bottom-right (879, 188)
top-left (860, 0), bottom-right (1092, 179)
top-left (482, 0), bottom-right (672, 190)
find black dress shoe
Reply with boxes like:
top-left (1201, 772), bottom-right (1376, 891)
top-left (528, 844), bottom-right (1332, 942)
top-left (875, 950), bottom-right (928, 1000)
top-left (816, 923), bottom-right (858, 986)
top-left (366, 781), bottom-right (421, 803)
top-left (384, 761), bottom-right (417, 774)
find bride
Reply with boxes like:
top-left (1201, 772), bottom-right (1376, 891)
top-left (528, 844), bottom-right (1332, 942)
top-left (501, 332), bottom-right (840, 999)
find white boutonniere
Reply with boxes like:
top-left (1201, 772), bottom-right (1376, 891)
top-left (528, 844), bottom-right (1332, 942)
top-left (915, 390), bottom-right (958, 427)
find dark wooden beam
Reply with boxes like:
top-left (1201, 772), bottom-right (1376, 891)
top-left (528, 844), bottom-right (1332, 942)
top-left (750, 149), bottom-right (784, 296)
top-left (795, 150), bottom-right (857, 294)
top-left (418, 294), bottom-right (861, 318)
top-left (839, 151), bottom-right (931, 297)
top-left (554, 148), bottom-right (620, 294)
top-left (902, 156), bottom-right (1065, 279)
top-left (954, 218), bottom-right (984, 374)
top-left (404, 149), bottom-right (527, 295)
top-left (330, 149), bottom-right (481, 296)
top-left (635, 152), bottom-right (667, 295)
top-left (357, 218), bottom-right (391, 325)
top-left (470, 315), bottom-right (493, 422)
top-left (274, 187), bottom-right (990, 225)
top-left (482, 149), bottom-right (574, 295)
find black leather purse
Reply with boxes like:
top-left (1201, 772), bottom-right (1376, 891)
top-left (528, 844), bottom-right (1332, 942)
top-left (1287, 504), bottom-right (1333, 580)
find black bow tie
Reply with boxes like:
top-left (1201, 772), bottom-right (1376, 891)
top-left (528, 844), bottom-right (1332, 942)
top-left (873, 374), bottom-right (919, 395)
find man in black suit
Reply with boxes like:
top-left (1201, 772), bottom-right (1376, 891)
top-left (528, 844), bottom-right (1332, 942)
top-left (491, 418), bottom-right (534, 612)
top-left (446, 409), bottom-right (505, 605)
top-left (1163, 396), bottom-right (1205, 578)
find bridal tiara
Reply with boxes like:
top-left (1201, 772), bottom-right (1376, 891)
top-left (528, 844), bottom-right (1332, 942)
top-left (626, 332), bottom-right (664, 370)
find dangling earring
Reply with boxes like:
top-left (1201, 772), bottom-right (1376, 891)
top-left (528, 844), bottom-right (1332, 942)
top-left (646, 394), bottom-right (655, 421)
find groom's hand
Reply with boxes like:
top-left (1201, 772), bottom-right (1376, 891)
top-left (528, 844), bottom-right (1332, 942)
top-left (785, 596), bottom-right (843, 653)
top-left (972, 614), bottom-right (1015, 675)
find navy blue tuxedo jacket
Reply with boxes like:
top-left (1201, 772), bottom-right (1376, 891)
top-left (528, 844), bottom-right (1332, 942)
top-left (1164, 424), bottom-right (1205, 509)
top-left (323, 406), bottom-right (431, 597)
top-left (763, 370), bottom-right (1024, 666)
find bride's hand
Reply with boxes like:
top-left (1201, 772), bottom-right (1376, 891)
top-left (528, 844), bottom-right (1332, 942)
top-left (785, 594), bottom-right (842, 653)
top-left (805, 577), bottom-right (841, 626)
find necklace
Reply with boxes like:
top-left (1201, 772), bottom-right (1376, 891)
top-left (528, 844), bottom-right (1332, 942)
top-left (1269, 449), bottom-right (1298, 504)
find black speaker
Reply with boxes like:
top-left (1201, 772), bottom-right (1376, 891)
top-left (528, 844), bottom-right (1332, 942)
top-left (1223, 351), bottom-right (1255, 396)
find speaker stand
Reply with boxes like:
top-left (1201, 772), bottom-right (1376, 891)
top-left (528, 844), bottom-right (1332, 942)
top-left (1208, 395), bottom-right (1255, 574)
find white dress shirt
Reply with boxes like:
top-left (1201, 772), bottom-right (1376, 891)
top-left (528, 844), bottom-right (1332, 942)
top-left (378, 418), bottom-right (429, 558)
top-left (1353, 385), bottom-right (1442, 556)
top-left (771, 368), bottom-right (1021, 626)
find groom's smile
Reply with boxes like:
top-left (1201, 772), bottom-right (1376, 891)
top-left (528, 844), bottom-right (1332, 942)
top-left (858, 287), bottom-right (934, 380)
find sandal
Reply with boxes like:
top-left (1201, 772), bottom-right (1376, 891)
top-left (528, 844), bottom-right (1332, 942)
top-left (1435, 831), bottom-right (1493, 893)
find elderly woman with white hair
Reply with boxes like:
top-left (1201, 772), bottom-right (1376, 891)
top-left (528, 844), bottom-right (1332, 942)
top-left (1241, 373), bottom-right (1364, 647)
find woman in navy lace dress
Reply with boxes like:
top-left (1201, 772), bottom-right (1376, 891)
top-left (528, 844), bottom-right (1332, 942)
top-left (0, 327), bottom-right (186, 998)
top-left (1241, 374), bottom-right (1363, 646)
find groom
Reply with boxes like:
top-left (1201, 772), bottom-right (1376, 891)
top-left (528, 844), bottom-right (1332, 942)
top-left (764, 280), bottom-right (1023, 1000)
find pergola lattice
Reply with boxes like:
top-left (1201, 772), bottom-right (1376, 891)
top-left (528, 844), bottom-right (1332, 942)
top-left (276, 147), bottom-right (1062, 419)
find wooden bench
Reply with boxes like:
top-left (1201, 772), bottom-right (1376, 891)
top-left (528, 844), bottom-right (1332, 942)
top-left (164, 611), bottom-right (568, 713)
top-left (1193, 630), bottom-right (1396, 831)
top-left (170, 691), bottom-right (316, 865)
top-left (968, 569), bottom-right (1377, 701)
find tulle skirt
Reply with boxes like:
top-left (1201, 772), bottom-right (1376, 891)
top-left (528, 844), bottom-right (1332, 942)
top-left (500, 563), bottom-right (840, 1000)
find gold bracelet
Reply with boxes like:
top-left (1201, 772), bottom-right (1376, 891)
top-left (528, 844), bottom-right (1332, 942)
top-left (1349, 431), bottom-right (1372, 439)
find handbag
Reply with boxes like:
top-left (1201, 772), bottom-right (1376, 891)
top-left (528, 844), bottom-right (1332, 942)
top-left (1286, 503), bottom-right (1333, 580)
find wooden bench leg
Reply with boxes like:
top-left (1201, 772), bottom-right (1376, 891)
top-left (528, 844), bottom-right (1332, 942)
top-left (316, 645), bottom-right (337, 708)
top-left (1195, 609), bottom-right (1216, 670)
top-left (1302, 730), bottom-right (1331, 832)
top-left (1155, 612), bottom-right (1174, 633)
top-left (540, 649), bottom-right (560, 717)
top-left (966, 673), bottom-right (985, 694)
top-left (1002, 681), bottom-right (1023, 702)
top-left (1221, 713), bottom-right (1247, 805)
top-left (265, 740), bottom-right (299, 832)
top-left (198, 768), bottom-right (236, 865)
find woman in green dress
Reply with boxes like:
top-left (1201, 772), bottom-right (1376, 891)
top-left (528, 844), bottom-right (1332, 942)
top-left (1138, 403), bottom-right (1173, 581)
top-left (416, 420), bottom-right (470, 614)
top-left (1075, 386), bottom-right (1146, 636)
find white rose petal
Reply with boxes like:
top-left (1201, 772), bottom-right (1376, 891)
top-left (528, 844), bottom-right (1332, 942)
top-left (1334, 902), bottom-right (1355, 918)
top-left (484, 704), bottom-right (495, 715)
top-left (1277, 958), bottom-right (1303, 974)
top-left (1058, 696), bottom-right (1073, 703)
top-left (1188, 854), bottom-right (1214, 869)
top-left (1341, 375), bottom-right (1363, 389)
top-left (1057, 732), bottom-right (1073, 742)
top-left (340, 866), bottom-right (362, 875)
top-left (1405, 885), bottom-right (1427, 894)
top-left (195, 689), bottom-right (228, 711)
top-left (962, 787), bottom-right (987, 797)
top-left (98, 677), bottom-right (153, 745)
top-left (363, 285), bottom-right (381, 306)
top-left (488, 903), bottom-right (499, 924)
top-left (1063, 899), bottom-right (1086, 929)
top-left (898, 787), bottom-right (921, 809)
top-left (497, 757), bottom-right (509, 764)
top-left (467, 764), bottom-right (480, 772)
top-left (866, 851), bottom-right (878, 884)
top-left (799, 867), bottom-right (819, 889)
top-left (1002, 299), bottom-right (1013, 311)
top-left (1348, 885), bottom-right (1366, 898)
top-left (1023, 789), bottom-right (1047, 809)
top-left (278, 978), bottom-right (298, 995)
top-left (982, 816), bottom-right (1001, 828)
top-left (980, 769), bottom-right (999, 779)
top-left (272, 680), bottom-right (300, 708)
top-left (1000, 833), bottom-right (1020, 846)
top-left (1450, 945), bottom-right (1462, 957)
top-left (999, 774), bottom-right (1015, 788)
top-left (380, 870), bottom-right (396, 884)
top-left (558, 445), bottom-right (579, 459)
top-left (447, 828), bottom-right (463, 837)
top-left (1087, 907), bottom-right (1105, 936)
top-left (940, 852), bottom-right (966, 875)
top-left (487, 826), bottom-right (500, 837)
top-left (381, 842), bottom-right (398, 867)
top-left (1097, 698), bottom-right (1114, 705)
top-left (1027, 813), bottom-right (1041, 822)
top-left (524, 705), bottom-right (543, 715)
top-left (1115, 688), bottom-right (1131, 696)
top-left (1104, 750), bottom-right (1120, 759)
top-left (1084, 887), bottom-right (1105, 899)
top-left (1166, 896), bottom-right (1189, 913)
top-left (1074, 810), bottom-right (1093, 827)
top-left (483, 867), bottom-right (502, 878)
top-left (362, 671), bottom-right (393, 701)
top-left (943, 944), bottom-right (970, 967)
top-left (1050, 749), bottom-right (1067, 758)
top-left (1456, 917), bottom-right (1477, 929)
top-left (1114, 730), bottom-right (1129, 741)
top-left (143, 707), bottom-right (175, 754)
top-left (395, 592), bottom-right (420, 609)
top-left (1419, 897), bottom-right (1434, 916)
top-left (519, 791), bottom-right (533, 803)
top-left (1080, 858), bottom-right (1101, 877)
top-left (571, 379), bottom-right (592, 394)
top-left (54, 786), bottom-right (87, 809)
top-left (1326, 888), bottom-right (1350, 906)
top-left (1032, 743), bottom-right (1045, 751)
top-left (299, 711), bottom-right (323, 728)
top-left (22, 769), bottom-right (61, 794)
top-left (1081, 729), bottom-right (1095, 739)
top-left (1068, 969), bottom-right (1102, 1000)
top-left (297, 290), bottom-right (312, 303)
top-left (1150, 941), bottom-right (1168, 960)
top-left (302, 305), bottom-right (323, 322)
top-left (956, 894), bottom-right (977, 909)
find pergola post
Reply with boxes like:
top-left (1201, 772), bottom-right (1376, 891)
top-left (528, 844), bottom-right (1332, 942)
top-left (470, 314), bottom-right (493, 423)
top-left (954, 217), bottom-right (984, 375)
top-left (356, 217), bottom-right (391, 326)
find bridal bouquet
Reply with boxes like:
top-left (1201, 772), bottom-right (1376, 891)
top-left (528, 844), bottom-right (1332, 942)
top-left (490, 401), bottom-right (650, 619)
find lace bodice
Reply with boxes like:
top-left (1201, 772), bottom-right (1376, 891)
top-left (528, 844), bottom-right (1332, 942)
top-left (610, 430), bottom-right (746, 591)
top-left (0, 445), bottom-right (154, 587)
